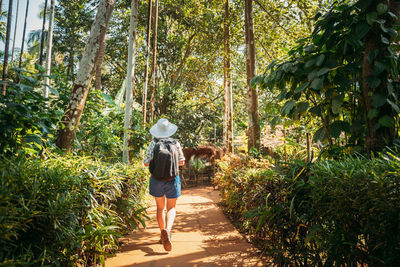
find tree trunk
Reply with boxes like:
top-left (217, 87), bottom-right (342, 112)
top-left (362, 0), bottom-right (400, 152)
top-left (225, 0), bottom-right (234, 153)
top-left (149, 0), bottom-right (159, 124)
top-left (56, 0), bottom-right (115, 152)
top-left (123, 0), bottom-right (138, 163)
top-left (222, 0), bottom-right (229, 151)
top-left (66, 50), bottom-right (74, 78)
top-left (94, 37), bottom-right (106, 90)
top-left (2, 0), bottom-right (13, 96)
top-left (11, 0), bottom-right (19, 63)
top-left (43, 0), bottom-right (54, 98)
top-left (17, 0), bottom-right (29, 83)
top-left (39, 0), bottom-right (48, 66)
top-left (244, 0), bottom-right (260, 152)
top-left (142, 0), bottom-right (153, 126)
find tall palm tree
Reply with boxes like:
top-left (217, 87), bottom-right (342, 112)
top-left (223, 0), bottom-right (233, 153)
top-left (2, 0), bottom-right (13, 95)
top-left (142, 0), bottom-right (152, 125)
top-left (43, 0), bottom-right (54, 98)
top-left (11, 0), bottom-right (20, 62)
top-left (39, 0), bottom-right (48, 66)
top-left (149, 0), bottom-right (159, 124)
top-left (18, 0), bottom-right (29, 83)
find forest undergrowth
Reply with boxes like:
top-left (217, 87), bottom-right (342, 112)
top-left (214, 146), bottom-right (400, 266)
top-left (0, 153), bottom-right (149, 266)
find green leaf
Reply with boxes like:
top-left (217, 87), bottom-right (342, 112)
top-left (373, 61), bottom-right (387, 75)
top-left (281, 101), bottom-right (296, 115)
top-left (309, 105), bottom-right (321, 115)
top-left (313, 127), bottom-right (326, 142)
top-left (24, 135), bottom-right (43, 146)
top-left (332, 94), bottom-right (344, 114)
top-left (381, 35), bottom-right (390, 44)
top-left (311, 77), bottom-right (324, 90)
top-left (304, 44), bottom-right (315, 53)
top-left (308, 70), bottom-right (318, 80)
top-left (387, 28), bottom-right (398, 39)
top-left (387, 99), bottom-right (400, 113)
top-left (377, 3), bottom-right (388, 15)
top-left (305, 57), bottom-right (316, 68)
top-left (316, 54), bottom-right (325, 66)
top-left (250, 76), bottom-right (262, 87)
top-left (368, 109), bottom-right (379, 119)
top-left (366, 76), bottom-right (381, 88)
top-left (380, 23), bottom-right (389, 33)
top-left (329, 120), bottom-right (344, 138)
top-left (282, 63), bottom-right (291, 72)
top-left (388, 11), bottom-right (398, 20)
top-left (101, 93), bottom-right (116, 106)
top-left (278, 90), bottom-right (287, 101)
top-left (368, 49), bottom-right (379, 63)
top-left (295, 102), bottom-right (309, 114)
top-left (366, 12), bottom-right (378, 25)
top-left (378, 115), bottom-right (394, 127)
top-left (294, 82), bottom-right (309, 93)
top-left (317, 67), bottom-right (330, 76)
top-left (371, 93), bottom-right (387, 108)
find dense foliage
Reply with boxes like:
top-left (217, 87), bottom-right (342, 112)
top-left (255, 0), bottom-right (400, 152)
top-left (215, 149), bottom-right (400, 265)
top-left (0, 67), bottom-right (62, 156)
top-left (0, 67), bottom-right (147, 159)
top-left (1, 0), bottom-right (400, 265)
top-left (0, 154), bottom-right (149, 266)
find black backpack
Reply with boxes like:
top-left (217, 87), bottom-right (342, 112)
top-left (149, 138), bottom-right (179, 181)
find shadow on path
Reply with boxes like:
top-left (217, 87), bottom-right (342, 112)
top-left (105, 187), bottom-right (269, 266)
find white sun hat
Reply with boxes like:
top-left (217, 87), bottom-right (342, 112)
top-left (150, 118), bottom-right (178, 138)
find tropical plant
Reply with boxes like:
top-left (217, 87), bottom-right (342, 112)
top-left (0, 153), bottom-right (149, 266)
top-left (215, 145), bottom-right (400, 265)
top-left (0, 66), bottom-right (62, 156)
top-left (254, 0), bottom-right (400, 153)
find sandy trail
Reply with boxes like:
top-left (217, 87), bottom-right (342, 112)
top-left (105, 186), bottom-right (267, 266)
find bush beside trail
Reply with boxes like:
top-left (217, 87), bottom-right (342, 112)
top-left (0, 154), bottom-right (149, 266)
top-left (214, 151), bottom-right (400, 266)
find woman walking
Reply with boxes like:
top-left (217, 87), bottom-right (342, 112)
top-left (143, 118), bottom-right (185, 251)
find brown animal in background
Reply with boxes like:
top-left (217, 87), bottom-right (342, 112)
top-left (260, 144), bottom-right (280, 159)
top-left (182, 146), bottom-right (223, 168)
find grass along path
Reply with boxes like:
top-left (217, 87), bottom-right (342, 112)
top-left (105, 186), bottom-right (268, 266)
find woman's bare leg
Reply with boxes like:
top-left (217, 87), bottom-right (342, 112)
top-left (154, 196), bottom-right (166, 231)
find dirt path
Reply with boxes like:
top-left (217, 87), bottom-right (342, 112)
top-left (105, 186), bottom-right (268, 266)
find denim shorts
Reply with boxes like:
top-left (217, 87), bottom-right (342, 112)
top-left (149, 176), bottom-right (181, 199)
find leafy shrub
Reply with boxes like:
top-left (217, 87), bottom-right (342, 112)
top-left (0, 73), bottom-right (63, 156)
top-left (0, 153), bottom-right (149, 266)
top-left (75, 90), bottom-right (147, 160)
top-left (215, 149), bottom-right (400, 266)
